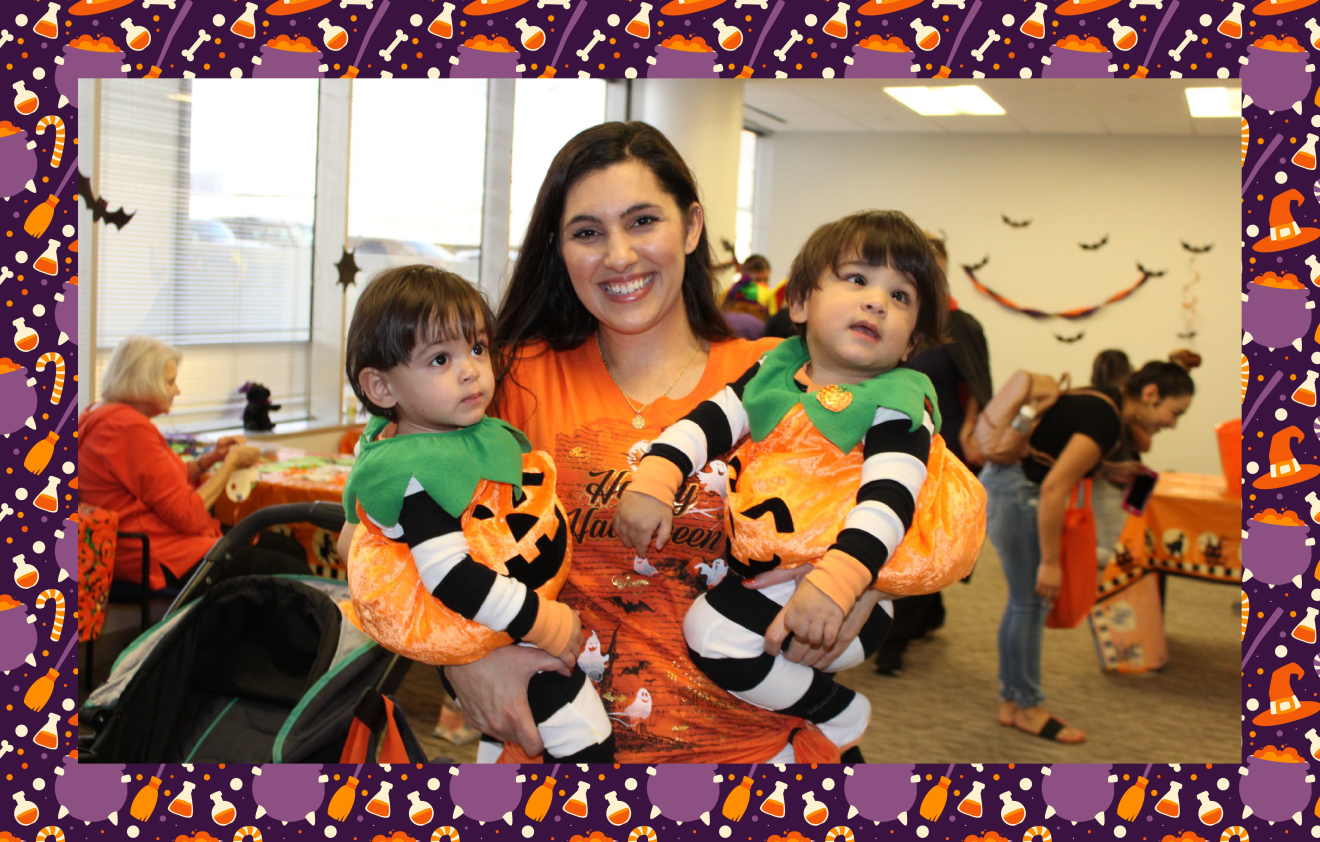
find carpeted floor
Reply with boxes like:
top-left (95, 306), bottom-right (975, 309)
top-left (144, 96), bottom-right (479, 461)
top-left (402, 541), bottom-right (1240, 765)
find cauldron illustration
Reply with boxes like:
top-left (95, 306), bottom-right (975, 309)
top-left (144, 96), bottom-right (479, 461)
top-left (1041, 764), bottom-right (1116, 824)
top-left (54, 278), bottom-right (77, 346)
top-left (252, 765), bottom-right (327, 824)
top-left (449, 765), bottom-right (525, 823)
top-left (53, 38), bottom-right (132, 110)
top-left (646, 36), bottom-right (722, 79)
top-left (450, 36), bottom-right (526, 78)
top-left (0, 125), bottom-right (39, 202)
top-left (844, 764), bottom-right (918, 824)
top-left (55, 518), bottom-right (76, 583)
top-left (0, 362), bottom-right (39, 438)
top-left (1042, 37), bottom-right (1117, 78)
top-left (55, 757), bottom-right (130, 824)
top-left (1241, 37), bottom-right (1314, 115)
top-left (1243, 512), bottom-right (1314, 585)
top-left (0, 598), bottom-right (38, 673)
top-left (1240, 753), bottom-right (1314, 823)
top-left (1243, 278), bottom-right (1314, 351)
top-left (252, 37), bottom-right (329, 79)
top-left (843, 36), bottom-right (920, 79)
top-left (646, 765), bottom-right (721, 823)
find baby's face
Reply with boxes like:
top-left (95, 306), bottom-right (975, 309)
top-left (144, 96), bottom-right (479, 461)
top-left (789, 257), bottom-right (918, 387)
top-left (383, 326), bottom-right (495, 435)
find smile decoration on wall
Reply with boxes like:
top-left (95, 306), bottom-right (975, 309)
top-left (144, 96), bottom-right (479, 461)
top-left (963, 262), bottom-right (1159, 319)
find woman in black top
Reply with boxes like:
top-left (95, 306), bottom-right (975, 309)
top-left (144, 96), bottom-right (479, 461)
top-left (983, 361), bottom-right (1194, 743)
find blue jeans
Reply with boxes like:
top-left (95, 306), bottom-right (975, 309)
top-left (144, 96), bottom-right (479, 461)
top-left (981, 461), bottom-right (1048, 708)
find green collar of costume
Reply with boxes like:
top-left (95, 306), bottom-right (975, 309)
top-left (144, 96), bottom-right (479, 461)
top-left (343, 414), bottom-right (531, 526)
top-left (743, 336), bottom-right (940, 453)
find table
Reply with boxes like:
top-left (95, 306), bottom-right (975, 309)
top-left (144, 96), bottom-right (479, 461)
top-left (1090, 472), bottom-right (1241, 673)
top-left (212, 451), bottom-right (355, 576)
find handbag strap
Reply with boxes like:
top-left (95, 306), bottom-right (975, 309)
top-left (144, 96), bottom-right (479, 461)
top-left (1026, 388), bottom-right (1124, 470)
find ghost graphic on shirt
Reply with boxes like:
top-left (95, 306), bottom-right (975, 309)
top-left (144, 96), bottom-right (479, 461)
top-left (627, 439), bottom-right (652, 470)
top-left (578, 630), bottom-right (609, 681)
top-left (609, 687), bottom-right (653, 729)
top-left (695, 557), bottom-right (728, 588)
top-left (633, 555), bottom-right (658, 577)
top-left (695, 460), bottom-right (728, 499)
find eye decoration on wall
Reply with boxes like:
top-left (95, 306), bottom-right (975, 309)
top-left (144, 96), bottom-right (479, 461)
top-left (76, 174), bottom-right (135, 230)
top-left (963, 262), bottom-right (1161, 319)
top-left (1001, 213), bottom-right (1032, 228)
top-left (1079, 235), bottom-right (1109, 251)
top-left (1054, 331), bottom-right (1087, 343)
top-left (334, 246), bottom-right (361, 291)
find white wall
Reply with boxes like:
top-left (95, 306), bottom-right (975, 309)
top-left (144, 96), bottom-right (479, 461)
top-left (758, 132), bottom-right (1240, 476)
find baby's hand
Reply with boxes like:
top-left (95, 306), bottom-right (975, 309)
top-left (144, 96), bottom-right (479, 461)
top-left (555, 609), bottom-right (584, 671)
top-left (765, 579), bottom-right (845, 656)
top-left (613, 489), bottom-right (674, 557)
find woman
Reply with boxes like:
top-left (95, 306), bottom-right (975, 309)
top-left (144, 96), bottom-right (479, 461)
top-left (443, 122), bottom-right (887, 764)
top-left (983, 360), bottom-right (1194, 743)
top-left (80, 335), bottom-right (306, 592)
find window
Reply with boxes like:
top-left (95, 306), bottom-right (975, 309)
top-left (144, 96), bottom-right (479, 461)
top-left (736, 128), bottom-right (759, 260)
top-left (93, 79), bottom-right (319, 429)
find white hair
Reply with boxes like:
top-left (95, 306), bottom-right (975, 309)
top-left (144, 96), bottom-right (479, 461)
top-left (100, 335), bottom-right (181, 411)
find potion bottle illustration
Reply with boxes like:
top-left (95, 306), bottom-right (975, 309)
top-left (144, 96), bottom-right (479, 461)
top-left (35, 475), bottom-right (61, 513)
top-left (33, 711), bottom-right (60, 749)
top-left (211, 791), bottom-right (237, 825)
top-left (33, 3), bottom-right (60, 40)
top-left (1021, 2), bottom-right (1047, 39)
top-left (564, 781), bottom-right (590, 817)
top-left (1293, 370), bottom-right (1319, 406)
top-left (13, 318), bottom-right (38, 352)
top-left (626, 3), bottom-right (653, 39)
top-left (429, 2), bottom-right (456, 38)
top-left (12, 82), bottom-right (38, 117)
top-left (168, 782), bottom-right (196, 818)
top-left (1000, 791), bottom-right (1026, 825)
top-left (1296, 134), bottom-right (1319, 170)
top-left (1219, 3), bottom-right (1244, 39)
top-left (760, 781), bottom-right (788, 817)
top-left (802, 790), bottom-right (828, 825)
top-left (1294, 607), bottom-right (1319, 643)
top-left (823, 2), bottom-right (850, 38)
top-left (231, 2), bottom-right (258, 39)
top-left (407, 791), bottom-right (433, 825)
top-left (13, 554), bottom-right (38, 588)
top-left (605, 791), bottom-right (631, 825)
top-left (958, 781), bottom-right (985, 817)
top-left (515, 18), bottom-right (545, 50)
top-left (13, 791), bottom-right (38, 826)
top-left (1108, 18), bottom-right (1137, 51)
top-left (121, 19), bottom-right (150, 51)
top-left (713, 18), bottom-right (742, 51)
top-left (911, 18), bottom-right (939, 51)
top-left (1196, 790), bottom-right (1223, 825)
top-left (366, 781), bottom-right (392, 818)
top-left (34, 240), bottom-right (60, 277)
top-left (319, 18), bottom-right (348, 51)
top-left (1155, 781), bottom-right (1182, 818)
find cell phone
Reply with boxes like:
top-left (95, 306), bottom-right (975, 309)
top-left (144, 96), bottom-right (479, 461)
top-left (1121, 469), bottom-right (1159, 516)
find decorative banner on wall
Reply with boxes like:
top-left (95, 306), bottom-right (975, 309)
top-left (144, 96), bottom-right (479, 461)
top-left (963, 263), bottom-right (1160, 319)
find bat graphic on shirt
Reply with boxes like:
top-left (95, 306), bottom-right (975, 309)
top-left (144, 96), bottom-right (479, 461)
top-left (1079, 235), bottom-right (1109, 251)
top-left (608, 597), bottom-right (655, 614)
top-left (620, 661), bottom-right (648, 676)
top-left (1001, 213), bottom-right (1031, 228)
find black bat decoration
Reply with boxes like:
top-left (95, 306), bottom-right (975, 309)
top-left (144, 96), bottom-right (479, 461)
top-left (620, 661), bottom-right (648, 676)
top-left (1136, 262), bottom-right (1166, 278)
top-left (77, 174), bottom-right (135, 229)
top-left (966, 255), bottom-right (990, 271)
top-left (1177, 330), bottom-right (1198, 340)
top-left (335, 246), bottom-right (361, 291)
top-left (1054, 331), bottom-right (1086, 343)
top-left (1001, 214), bottom-right (1031, 228)
top-left (1079, 235), bottom-right (1109, 251)
top-left (1180, 240), bottom-right (1214, 254)
top-left (608, 596), bottom-right (655, 614)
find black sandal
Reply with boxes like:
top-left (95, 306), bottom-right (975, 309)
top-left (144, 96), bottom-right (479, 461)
top-left (1025, 716), bottom-right (1084, 743)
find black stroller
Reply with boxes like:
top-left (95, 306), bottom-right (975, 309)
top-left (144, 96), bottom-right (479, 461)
top-left (82, 502), bottom-right (416, 763)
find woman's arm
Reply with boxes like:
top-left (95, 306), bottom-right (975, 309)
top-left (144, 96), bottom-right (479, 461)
top-left (443, 644), bottom-right (571, 756)
top-left (194, 445), bottom-right (260, 510)
top-left (1035, 433), bottom-right (1103, 601)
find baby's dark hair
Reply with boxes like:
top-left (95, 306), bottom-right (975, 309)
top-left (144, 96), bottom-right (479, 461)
top-left (783, 210), bottom-right (948, 356)
top-left (346, 264), bottom-right (503, 420)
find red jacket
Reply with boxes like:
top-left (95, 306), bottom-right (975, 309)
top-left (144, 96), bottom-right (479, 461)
top-left (78, 403), bottom-right (221, 589)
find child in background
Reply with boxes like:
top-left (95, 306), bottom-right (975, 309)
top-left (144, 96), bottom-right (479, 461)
top-left (615, 210), bottom-right (949, 759)
top-left (341, 264), bottom-right (613, 762)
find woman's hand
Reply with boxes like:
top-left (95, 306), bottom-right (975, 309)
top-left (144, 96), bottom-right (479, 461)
top-left (213, 435), bottom-right (246, 460)
top-left (222, 445), bottom-right (261, 470)
top-left (613, 490), bottom-right (674, 556)
top-left (444, 645), bottom-right (571, 757)
top-left (1035, 560), bottom-right (1061, 602)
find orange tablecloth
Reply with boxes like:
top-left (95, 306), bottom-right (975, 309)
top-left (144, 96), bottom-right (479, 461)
top-left (1110, 471), bottom-right (1242, 585)
top-left (212, 452), bottom-right (354, 575)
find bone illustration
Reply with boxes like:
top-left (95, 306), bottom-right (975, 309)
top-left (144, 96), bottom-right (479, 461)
top-left (0, 31), bottom-right (14, 51)
top-left (1129, 0), bottom-right (1163, 6)
top-left (577, 29), bottom-right (604, 62)
top-left (143, 0), bottom-right (179, 7)
top-left (340, 0), bottom-right (377, 7)
top-left (0, 268), bottom-right (12, 287)
top-left (181, 29), bottom-right (209, 62)
top-left (971, 29), bottom-right (1001, 61)
top-left (378, 29), bottom-right (407, 62)
top-left (931, 0), bottom-right (967, 7)
top-left (0, 503), bottom-right (16, 522)
top-left (775, 29), bottom-right (802, 61)
top-left (735, 0), bottom-right (769, 7)
top-left (1168, 29), bottom-right (1196, 62)
top-left (538, 0), bottom-right (572, 7)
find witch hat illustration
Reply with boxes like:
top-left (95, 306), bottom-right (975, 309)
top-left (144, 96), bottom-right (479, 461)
top-left (1252, 662), bottom-right (1320, 725)
top-left (1253, 426), bottom-right (1320, 488)
top-left (1253, 189), bottom-right (1320, 252)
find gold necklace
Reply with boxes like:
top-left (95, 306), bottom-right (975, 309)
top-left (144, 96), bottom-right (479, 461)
top-left (597, 333), bottom-right (702, 429)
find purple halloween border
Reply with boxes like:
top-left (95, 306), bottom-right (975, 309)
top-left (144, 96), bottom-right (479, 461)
top-left (0, 0), bottom-right (1286, 840)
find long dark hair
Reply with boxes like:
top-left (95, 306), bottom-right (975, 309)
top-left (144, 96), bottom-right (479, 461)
top-left (1125, 360), bottom-right (1195, 400)
top-left (496, 121), bottom-right (734, 353)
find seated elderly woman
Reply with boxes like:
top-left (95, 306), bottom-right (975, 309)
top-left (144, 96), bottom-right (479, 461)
top-left (80, 335), bottom-right (308, 595)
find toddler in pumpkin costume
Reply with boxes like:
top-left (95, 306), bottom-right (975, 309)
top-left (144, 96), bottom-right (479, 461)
top-left (616, 211), bottom-right (983, 756)
top-left (342, 265), bottom-right (613, 763)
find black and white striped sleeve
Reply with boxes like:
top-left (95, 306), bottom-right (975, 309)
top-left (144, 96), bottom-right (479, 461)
top-left (645, 361), bottom-right (762, 476)
top-left (827, 405), bottom-right (933, 580)
top-left (374, 478), bottom-right (541, 640)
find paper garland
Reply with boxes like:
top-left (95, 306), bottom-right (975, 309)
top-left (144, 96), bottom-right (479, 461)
top-left (963, 263), bottom-right (1160, 319)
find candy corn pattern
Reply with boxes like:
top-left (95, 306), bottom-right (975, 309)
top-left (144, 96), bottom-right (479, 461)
top-left (35, 352), bottom-right (64, 404)
top-left (35, 589), bottom-right (63, 641)
top-left (34, 116), bottom-right (65, 168)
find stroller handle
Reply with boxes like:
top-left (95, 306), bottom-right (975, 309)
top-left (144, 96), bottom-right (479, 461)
top-left (165, 501), bottom-right (347, 618)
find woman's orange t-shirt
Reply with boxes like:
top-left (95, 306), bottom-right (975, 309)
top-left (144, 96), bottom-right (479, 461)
top-left (495, 335), bottom-right (840, 764)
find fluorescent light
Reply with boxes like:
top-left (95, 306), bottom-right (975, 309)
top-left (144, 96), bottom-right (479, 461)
top-left (1185, 87), bottom-right (1241, 117)
top-left (884, 85), bottom-right (1006, 116)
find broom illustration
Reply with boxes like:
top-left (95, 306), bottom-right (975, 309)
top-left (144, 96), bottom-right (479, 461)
top-left (1117, 763), bottom-right (1153, 821)
top-left (524, 763), bottom-right (560, 822)
top-left (23, 633), bottom-right (76, 712)
top-left (22, 155), bottom-right (77, 239)
top-left (25, 397), bottom-right (76, 476)
top-left (130, 764), bottom-right (167, 822)
top-left (327, 763), bottom-right (363, 822)
top-left (721, 764), bottom-right (756, 821)
top-left (919, 764), bottom-right (955, 823)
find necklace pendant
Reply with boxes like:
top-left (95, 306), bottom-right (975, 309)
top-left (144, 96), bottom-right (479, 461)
top-left (632, 414), bottom-right (646, 429)
top-left (817, 384), bottom-right (853, 412)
